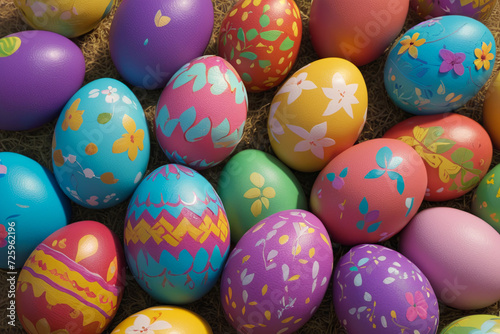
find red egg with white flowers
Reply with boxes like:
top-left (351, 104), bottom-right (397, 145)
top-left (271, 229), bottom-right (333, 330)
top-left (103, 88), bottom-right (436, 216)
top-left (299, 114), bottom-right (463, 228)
top-left (384, 113), bottom-right (492, 201)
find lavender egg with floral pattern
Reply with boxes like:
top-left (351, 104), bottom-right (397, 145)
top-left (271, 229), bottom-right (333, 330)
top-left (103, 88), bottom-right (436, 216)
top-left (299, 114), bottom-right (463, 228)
top-left (384, 15), bottom-right (495, 115)
top-left (333, 244), bottom-right (439, 334)
top-left (410, 0), bottom-right (497, 22)
top-left (52, 78), bottom-right (150, 209)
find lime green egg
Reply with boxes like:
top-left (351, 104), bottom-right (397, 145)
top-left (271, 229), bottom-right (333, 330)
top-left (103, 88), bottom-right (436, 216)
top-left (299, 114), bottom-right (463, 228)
top-left (441, 314), bottom-right (500, 333)
top-left (471, 163), bottom-right (500, 233)
top-left (217, 149), bottom-right (307, 242)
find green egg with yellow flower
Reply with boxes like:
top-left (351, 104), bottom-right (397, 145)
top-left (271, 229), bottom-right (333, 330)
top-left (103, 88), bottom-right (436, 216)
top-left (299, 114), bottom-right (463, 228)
top-left (471, 163), bottom-right (500, 233)
top-left (440, 314), bottom-right (500, 333)
top-left (217, 149), bottom-right (307, 242)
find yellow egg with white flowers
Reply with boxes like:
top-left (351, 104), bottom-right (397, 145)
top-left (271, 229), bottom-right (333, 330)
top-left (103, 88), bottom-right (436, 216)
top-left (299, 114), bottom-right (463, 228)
top-left (267, 57), bottom-right (368, 172)
top-left (14, 0), bottom-right (115, 38)
top-left (111, 306), bottom-right (212, 334)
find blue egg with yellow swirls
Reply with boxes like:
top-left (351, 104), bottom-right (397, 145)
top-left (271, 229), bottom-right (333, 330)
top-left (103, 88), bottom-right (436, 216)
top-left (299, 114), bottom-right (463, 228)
top-left (123, 164), bottom-right (230, 304)
top-left (384, 15), bottom-right (495, 115)
top-left (0, 152), bottom-right (71, 269)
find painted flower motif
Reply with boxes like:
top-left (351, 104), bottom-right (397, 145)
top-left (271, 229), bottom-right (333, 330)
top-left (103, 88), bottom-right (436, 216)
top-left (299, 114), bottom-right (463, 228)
top-left (277, 72), bottom-right (317, 104)
top-left (125, 314), bottom-right (172, 334)
top-left (322, 72), bottom-right (359, 118)
top-left (439, 49), bottom-right (465, 76)
top-left (102, 86), bottom-right (119, 103)
top-left (22, 316), bottom-right (68, 334)
top-left (86, 196), bottom-right (99, 207)
top-left (112, 114), bottom-right (145, 161)
top-left (470, 320), bottom-right (499, 334)
top-left (286, 122), bottom-right (335, 159)
top-left (398, 33), bottom-right (426, 59)
top-left (0, 224), bottom-right (7, 248)
top-left (268, 101), bottom-right (284, 143)
top-left (243, 172), bottom-right (276, 217)
top-left (103, 193), bottom-right (117, 203)
top-left (62, 98), bottom-right (84, 131)
top-left (474, 42), bottom-right (494, 70)
top-left (29, 1), bottom-right (48, 17)
top-left (65, 187), bottom-right (81, 201)
top-left (66, 154), bottom-right (76, 164)
top-left (83, 168), bottom-right (95, 178)
top-left (405, 291), bottom-right (428, 321)
top-left (0, 159), bottom-right (7, 178)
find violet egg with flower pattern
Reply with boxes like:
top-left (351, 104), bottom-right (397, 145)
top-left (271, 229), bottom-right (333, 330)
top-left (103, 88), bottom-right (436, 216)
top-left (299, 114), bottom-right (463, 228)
top-left (410, 0), bottom-right (498, 22)
top-left (155, 55), bottom-right (248, 170)
top-left (310, 138), bottom-right (427, 246)
top-left (124, 164), bottom-right (230, 304)
top-left (221, 209), bottom-right (333, 333)
top-left (384, 15), bottom-right (495, 115)
top-left (52, 78), bottom-right (150, 209)
top-left (333, 244), bottom-right (439, 333)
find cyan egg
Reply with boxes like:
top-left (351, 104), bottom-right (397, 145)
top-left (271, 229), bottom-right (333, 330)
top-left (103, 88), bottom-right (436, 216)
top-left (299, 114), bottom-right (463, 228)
top-left (384, 15), bottom-right (495, 115)
top-left (52, 78), bottom-right (150, 209)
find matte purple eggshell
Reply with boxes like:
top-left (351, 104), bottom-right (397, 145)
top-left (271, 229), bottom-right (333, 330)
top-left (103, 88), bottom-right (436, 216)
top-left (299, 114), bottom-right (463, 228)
top-left (0, 31), bottom-right (85, 131)
top-left (109, 0), bottom-right (214, 89)
top-left (400, 207), bottom-right (500, 310)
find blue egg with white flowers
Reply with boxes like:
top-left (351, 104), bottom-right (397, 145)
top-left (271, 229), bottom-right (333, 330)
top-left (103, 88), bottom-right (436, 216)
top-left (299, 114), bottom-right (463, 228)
top-left (384, 15), bottom-right (495, 115)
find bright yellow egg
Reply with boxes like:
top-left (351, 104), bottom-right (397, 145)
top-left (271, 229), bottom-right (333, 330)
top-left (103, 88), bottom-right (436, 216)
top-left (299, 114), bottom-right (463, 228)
top-left (267, 57), bottom-right (368, 172)
top-left (111, 306), bottom-right (212, 334)
top-left (14, 0), bottom-right (115, 38)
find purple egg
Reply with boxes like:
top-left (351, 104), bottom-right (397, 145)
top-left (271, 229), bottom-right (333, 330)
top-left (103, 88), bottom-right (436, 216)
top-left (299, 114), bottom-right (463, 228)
top-left (333, 244), bottom-right (439, 333)
top-left (221, 209), bottom-right (334, 333)
top-left (0, 31), bottom-right (85, 131)
top-left (109, 0), bottom-right (214, 90)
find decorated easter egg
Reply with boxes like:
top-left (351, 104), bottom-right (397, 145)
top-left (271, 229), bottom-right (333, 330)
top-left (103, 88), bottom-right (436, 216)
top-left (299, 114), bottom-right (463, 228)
top-left (52, 78), bottom-right (150, 209)
top-left (309, 0), bottom-right (409, 66)
top-left (471, 164), bottom-right (500, 233)
top-left (483, 72), bottom-right (500, 149)
top-left (221, 209), bottom-right (334, 333)
top-left (384, 113), bottom-right (492, 201)
top-left (400, 207), bottom-right (500, 309)
top-left (334, 244), bottom-right (439, 333)
top-left (217, 149), bottom-right (307, 242)
top-left (441, 314), bottom-right (500, 333)
top-left (310, 138), bottom-right (427, 245)
top-left (410, 0), bottom-right (497, 22)
top-left (16, 221), bottom-right (126, 334)
top-left (218, 0), bottom-right (302, 92)
top-left (14, 0), bottom-right (115, 38)
top-left (0, 152), bottom-right (71, 269)
top-left (268, 58), bottom-right (368, 172)
top-left (109, 0), bottom-right (214, 89)
top-left (0, 30), bottom-right (85, 131)
top-left (124, 164), bottom-right (230, 304)
top-left (111, 306), bottom-right (212, 333)
top-left (384, 15), bottom-right (496, 115)
top-left (155, 56), bottom-right (247, 170)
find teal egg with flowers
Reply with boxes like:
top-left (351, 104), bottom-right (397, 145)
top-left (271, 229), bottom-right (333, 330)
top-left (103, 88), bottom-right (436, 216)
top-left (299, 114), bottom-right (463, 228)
top-left (384, 15), bottom-right (495, 115)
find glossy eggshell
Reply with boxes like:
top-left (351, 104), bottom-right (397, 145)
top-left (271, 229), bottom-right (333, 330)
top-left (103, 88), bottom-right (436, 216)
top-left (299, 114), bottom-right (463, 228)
top-left (0, 152), bottom-right (71, 269)
top-left (384, 113), bottom-right (492, 201)
top-left (155, 56), bottom-right (248, 170)
top-left (384, 15), bottom-right (496, 115)
top-left (310, 138), bottom-right (427, 245)
top-left (110, 306), bottom-right (212, 334)
top-left (440, 314), bottom-right (500, 333)
top-left (216, 149), bottom-right (307, 242)
top-left (14, 0), bottom-right (115, 38)
top-left (16, 221), bottom-right (126, 334)
top-left (221, 209), bottom-right (334, 333)
top-left (400, 207), bottom-right (500, 310)
top-left (411, 0), bottom-right (498, 22)
top-left (483, 71), bottom-right (500, 149)
top-left (109, 0), bottom-right (214, 89)
top-left (52, 78), bottom-right (150, 209)
top-left (124, 164), bottom-right (230, 304)
top-left (334, 244), bottom-right (439, 334)
top-left (309, 0), bottom-right (409, 66)
top-left (218, 0), bottom-right (302, 92)
top-left (0, 31), bottom-right (85, 131)
top-left (268, 58), bottom-right (368, 172)
top-left (471, 163), bottom-right (500, 233)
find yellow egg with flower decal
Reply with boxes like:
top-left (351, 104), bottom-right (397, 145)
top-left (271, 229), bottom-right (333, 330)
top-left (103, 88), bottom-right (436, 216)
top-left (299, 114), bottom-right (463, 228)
top-left (268, 57), bottom-right (368, 172)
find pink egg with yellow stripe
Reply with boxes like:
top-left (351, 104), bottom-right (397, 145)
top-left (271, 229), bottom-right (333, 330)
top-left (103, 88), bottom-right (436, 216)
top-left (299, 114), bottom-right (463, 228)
top-left (16, 221), bottom-right (126, 334)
